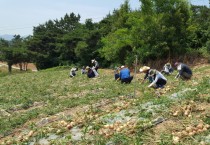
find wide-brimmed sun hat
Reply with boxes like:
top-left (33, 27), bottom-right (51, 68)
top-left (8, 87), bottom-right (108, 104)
top-left (166, 62), bottom-right (171, 66)
top-left (139, 66), bottom-right (150, 73)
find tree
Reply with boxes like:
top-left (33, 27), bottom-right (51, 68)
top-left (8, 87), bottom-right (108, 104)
top-left (187, 5), bottom-right (210, 49)
top-left (100, 28), bottom-right (132, 64)
top-left (28, 13), bottom-right (82, 69)
top-left (99, 1), bottom-right (134, 65)
top-left (131, 0), bottom-right (191, 63)
top-left (0, 36), bottom-right (31, 72)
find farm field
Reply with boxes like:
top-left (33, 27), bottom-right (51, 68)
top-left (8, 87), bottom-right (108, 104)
top-left (0, 63), bottom-right (210, 145)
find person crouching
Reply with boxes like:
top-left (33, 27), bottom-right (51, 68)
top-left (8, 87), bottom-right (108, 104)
top-left (174, 62), bottom-right (192, 80)
top-left (148, 69), bottom-right (167, 89)
top-left (161, 62), bottom-right (173, 75)
top-left (139, 66), bottom-right (153, 83)
top-left (86, 66), bottom-right (99, 78)
top-left (70, 67), bottom-right (78, 77)
top-left (119, 65), bottom-right (133, 84)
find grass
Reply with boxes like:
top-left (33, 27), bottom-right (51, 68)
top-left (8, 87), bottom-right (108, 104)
top-left (0, 64), bottom-right (210, 144)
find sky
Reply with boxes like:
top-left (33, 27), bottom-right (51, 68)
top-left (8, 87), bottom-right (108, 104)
top-left (0, 0), bottom-right (209, 36)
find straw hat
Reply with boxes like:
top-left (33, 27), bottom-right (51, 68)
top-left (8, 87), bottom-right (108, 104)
top-left (166, 62), bottom-right (171, 66)
top-left (139, 66), bottom-right (150, 73)
top-left (86, 66), bottom-right (90, 70)
top-left (121, 65), bottom-right (125, 69)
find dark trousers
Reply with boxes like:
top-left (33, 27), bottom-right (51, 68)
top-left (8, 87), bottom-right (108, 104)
top-left (87, 71), bottom-right (95, 78)
top-left (70, 73), bottom-right (76, 77)
top-left (121, 76), bottom-right (133, 84)
top-left (156, 79), bottom-right (166, 88)
top-left (181, 72), bottom-right (192, 80)
top-left (115, 74), bottom-right (120, 80)
top-left (95, 67), bottom-right (99, 72)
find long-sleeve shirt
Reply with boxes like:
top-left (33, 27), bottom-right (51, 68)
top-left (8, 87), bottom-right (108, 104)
top-left (94, 61), bottom-right (99, 68)
top-left (81, 68), bottom-right (86, 74)
top-left (163, 64), bottom-right (172, 73)
top-left (87, 69), bottom-right (95, 78)
top-left (144, 70), bottom-right (150, 80)
top-left (120, 68), bottom-right (130, 79)
top-left (70, 68), bottom-right (77, 77)
top-left (149, 71), bottom-right (167, 87)
top-left (176, 63), bottom-right (192, 78)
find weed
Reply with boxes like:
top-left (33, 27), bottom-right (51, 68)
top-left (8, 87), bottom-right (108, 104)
top-left (111, 133), bottom-right (130, 145)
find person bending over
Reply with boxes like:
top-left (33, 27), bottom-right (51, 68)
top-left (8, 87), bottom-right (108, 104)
top-left (174, 62), bottom-right (192, 80)
top-left (139, 66), bottom-right (153, 83)
top-left (86, 66), bottom-right (99, 78)
top-left (70, 67), bottom-right (78, 77)
top-left (148, 69), bottom-right (167, 89)
top-left (119, 65), bottom-right (133, 84)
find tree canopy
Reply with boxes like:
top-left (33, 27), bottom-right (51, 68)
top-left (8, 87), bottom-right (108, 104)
top-left (0, 0), bottom-right (209, 71)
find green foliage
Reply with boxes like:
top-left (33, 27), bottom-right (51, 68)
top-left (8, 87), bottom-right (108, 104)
top-left (206, 41), bottom-right (210, 53)
top-left (0, 36), bottom-right (31, 72)
top-left (100, 28), bottom-right (132, 64)
top-left (2, 0), bottom-right (209, 69)
top-left (111, 133), bottom-right (130, 145)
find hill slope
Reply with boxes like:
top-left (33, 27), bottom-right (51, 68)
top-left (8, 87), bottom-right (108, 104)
top-left (0, 64), bottom-right (210, 144)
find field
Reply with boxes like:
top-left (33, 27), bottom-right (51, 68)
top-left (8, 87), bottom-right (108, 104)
top-left (0, 63), bottom-right (210, 145)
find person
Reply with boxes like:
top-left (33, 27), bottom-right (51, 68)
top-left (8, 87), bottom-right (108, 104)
top-left (119, 65), bottom-right (133, 84)
top-left (69, 67), bottom-right (78, 77)
top-left (161, 62), bottom-right (173, 75)
top-left (174, 62), bottom-right (192, 80)
top-left (114, 66), bottom-right (120, 80)
top-left (148, 69), bottom-right (167, 89)
top-left (139, 66), bottom-right (153, 83)
top-left (86, 66), bottom-right (99, 78)
top-left (91, 59), bottom-right (99, 72)
top-left (81, 66), bottom-right (86, 74)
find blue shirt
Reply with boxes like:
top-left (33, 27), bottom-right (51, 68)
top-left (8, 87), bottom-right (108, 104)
top-left (120, 68), bottom-right (130, 79)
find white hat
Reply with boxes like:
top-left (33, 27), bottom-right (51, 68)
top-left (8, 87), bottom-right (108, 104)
top-left (121, 65), bottom-right (125, 69)
top-left (91, 59), bottom-right (95, 63)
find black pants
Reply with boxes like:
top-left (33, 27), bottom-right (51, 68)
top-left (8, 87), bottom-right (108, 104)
top-left (181, 72), bottom-right (192, 80)
top-left (121, 76), bottom-right (133, 84)
top-left (156, 78), bottom-right (166, 88)
top-left (95, 67), bottom-right (99, 72)
top-left (115, 74), bottom-right (120, 80)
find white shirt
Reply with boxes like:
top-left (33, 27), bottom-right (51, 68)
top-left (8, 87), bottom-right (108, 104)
top-left (149, 71), bottom-right (167, 87)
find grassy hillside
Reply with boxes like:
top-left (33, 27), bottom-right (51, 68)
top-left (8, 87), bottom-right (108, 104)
top-left (0, 64), bottom-right (210, 145)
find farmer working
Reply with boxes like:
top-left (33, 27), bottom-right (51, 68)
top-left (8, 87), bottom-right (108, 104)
top-left (148, 69), bottom-right (167, 88)
top-left (119, 65), bottom-right (133, 84)
top-left (161, 62), bottom-right (173, 75)
top-left (69, 67), bottom-right (78, 77)
top-left (139, 66), bottom-right (153, 83)
top-left (91, 59), bottom-right (99, 72)
top-left (174, 62), bottom-right (192, 80)
top-left (86, 66), bottom-right (99, 78)
top-left (81, 66), bottom-right (86, 74)
top-left (114, 66), bottom-right (120, 80)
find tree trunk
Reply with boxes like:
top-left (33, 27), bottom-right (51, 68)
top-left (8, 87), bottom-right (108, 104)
top-left (19, 63), bottom-right (23, 71)
top-left (8, 64), bottom-right (12, 73)
top-left (24, 62), bottom-right (28, 71)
